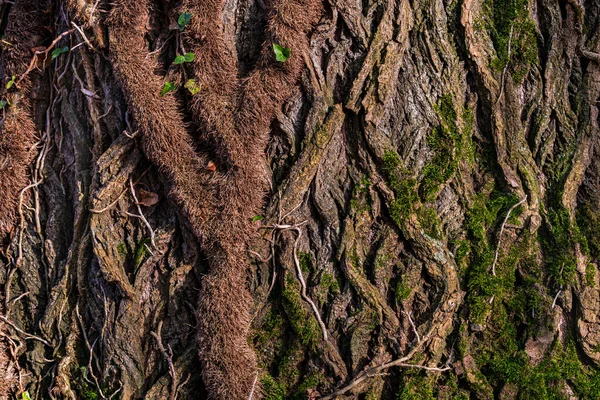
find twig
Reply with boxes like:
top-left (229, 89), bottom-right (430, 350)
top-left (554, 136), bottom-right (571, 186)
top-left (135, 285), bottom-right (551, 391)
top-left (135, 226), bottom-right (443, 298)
top-left (91, 166), bottom-right (152, 213)
top-left (129, 177), bottom-right (156, 249)
top-left (495, 14), bottom-right (514, 105)
top-left (248, 250), bottom-right (272, 263)
top-left (89, 187), bottom-right (129, 214)
top-left (320, 359), bottom-right (450, 399)
top-left (248, 371), bottom-right (259, 400)
top-left (289, 225), bottom-right (328, 341)
top-left (71, 22), bottom-right (96, 51)
top-left (10, 292), bottom-right (30, 304)
top-left (580, 49), bottom-right (600, 63)
top-left (151, 321), bottom-right (178, 400)
top-left (16, 29), bottom-right (74, 85)
top-left (552, 289), bottom-right (562, 309)
top-left (0, 316), bottom-right (51, 347)
top-left (320, 320), bottom-right (448, 399)
top-left (491, 196), bottom-right (527, 276)
top-left (403, 311), bottom-right (420, 343)
top-left (75, 305), bottom-right (105, 399)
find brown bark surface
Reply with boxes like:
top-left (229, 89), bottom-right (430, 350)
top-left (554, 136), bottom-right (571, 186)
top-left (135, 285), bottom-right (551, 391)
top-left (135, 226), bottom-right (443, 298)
top-left (0, 0), bottom-right (600, 399)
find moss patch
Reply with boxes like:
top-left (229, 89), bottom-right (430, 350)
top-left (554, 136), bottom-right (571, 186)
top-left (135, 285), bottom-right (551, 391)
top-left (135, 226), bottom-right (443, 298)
top-left (483, 0), bottom-right (538, 80)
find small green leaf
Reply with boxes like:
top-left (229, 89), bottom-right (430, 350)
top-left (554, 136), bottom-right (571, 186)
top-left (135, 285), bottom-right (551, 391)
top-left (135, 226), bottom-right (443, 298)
top-left (0, 100), bottom-right (8, 109)
top-left (251, 215), bottom-right (264, 222)
top-left (272, 43), bottom-right (290, 62)
top-left (184, 79), bottom-right (200, 95)
top-left (51, 46), bottom-right (69, 60)
top-left (160, 81), bottom-right (177, 96)
top-left (22, 392), bottom-right (32, 400)
top-left (183, 52), bottom-right (195, 62)
top-left (177, 12), bottom-right (193, 31)
top-left (6, 75), bottom-right (15, 90)
top-left (174, 53), bottom-right (194, 65)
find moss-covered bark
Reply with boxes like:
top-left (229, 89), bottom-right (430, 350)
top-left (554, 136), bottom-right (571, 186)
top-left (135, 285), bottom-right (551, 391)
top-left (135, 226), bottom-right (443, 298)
top-left (0, 0), bottom-right (599, 399)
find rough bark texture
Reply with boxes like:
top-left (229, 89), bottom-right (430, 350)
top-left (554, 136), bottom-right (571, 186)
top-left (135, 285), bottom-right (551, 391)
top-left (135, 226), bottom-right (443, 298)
top-left (0, 0), bottom-right (600, 399)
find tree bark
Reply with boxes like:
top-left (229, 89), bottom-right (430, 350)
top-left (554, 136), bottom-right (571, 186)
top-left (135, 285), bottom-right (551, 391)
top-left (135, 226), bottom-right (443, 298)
top-left (0, 0), bottom-right (599, 399)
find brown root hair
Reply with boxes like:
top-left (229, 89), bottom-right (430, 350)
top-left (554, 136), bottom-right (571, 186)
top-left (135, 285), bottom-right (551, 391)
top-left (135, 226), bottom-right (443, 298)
top-left (0, 0), bottom-right (49, 238)
top-left (79, 0), bottom-right (322, 397)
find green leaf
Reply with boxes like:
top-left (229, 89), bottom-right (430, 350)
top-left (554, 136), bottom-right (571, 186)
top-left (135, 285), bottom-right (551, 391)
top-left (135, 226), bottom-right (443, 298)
top-left (0, 100), bottom-right (8, 109)
top-left (6, 75), bottom-right (15, 90)
top-left (251, 215), bottom-right (264, 222)
top-left (174, 53), bottom-right (194, 65)
top-left (183, 52), bottom-right (195, 62)
top-left (184, 79), bottom-right (200, 95)
top-left (160, 81), bottom-right (177, 96)
top-left (22, 392), bottom-right (32, 400)
top-left (51, 46), bottom-right (69, 60)
top-left (272, 43), bottom-right (291, 62)
top-left (177, 12), bottom-right (193, 31)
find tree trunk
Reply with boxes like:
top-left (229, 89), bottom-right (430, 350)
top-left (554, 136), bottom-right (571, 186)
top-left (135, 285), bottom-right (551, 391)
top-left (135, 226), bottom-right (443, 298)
top-left (1, 0), bottom-right (599, 398)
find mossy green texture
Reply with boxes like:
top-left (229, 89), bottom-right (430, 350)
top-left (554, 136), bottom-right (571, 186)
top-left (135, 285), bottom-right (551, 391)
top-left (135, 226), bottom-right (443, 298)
top-left (421, 95), bottom-right (474, 203)
top-left (417, 205), bottom-right (443, 240)
top-left (481, 336), bottom-right (600, 398)
top-left (117, 242), bottom-right (128, 259)
top-left (396, 370), bottom-right (470, 400)
top-left (254, 308), bottom-right (284, 348)
top-left (463, 188), bottom-right (526, 323)
top-left (262, 374), bottom-right (286, 400)
top-left (383, 150), bottom-right (419, 225)
top-left (72, 367), bottom-right (100, 400)
top-left (586, 263), bottom-right (596, 287)
top-left (319, 271), bottom-right (340, 294)
top-left (133, 238), bottom-right (151, 269)
top-left (350, 175), bottom-right (372, 214)
top-left (397, 373), bottom-right (435, 400)
top-left (382, 149), bottom-right (444, 238)
top-left (261, 366), bottom-right (322, 399)
top-left (542, 195), bottom-right (586, 287)
top-left (298, 251), bottom-right (313, 274)
top-left (395, 281), bottom-right (411, 303)
top-left (281, 275), bottom-right (321, 347)
top-left (577, 202), bottom-right (600, 261)
top-left (483, 0), bottom-right (538, 80)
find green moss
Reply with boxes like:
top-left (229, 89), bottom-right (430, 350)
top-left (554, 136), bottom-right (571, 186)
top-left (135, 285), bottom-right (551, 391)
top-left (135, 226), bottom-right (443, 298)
top-left (484, 338), bottom-right (600, 399)
top-left (366, 388), bottom-right (380, 400)
top-left (117, 242), bottom-right (128, 259)
top-left (395, 281), bottom-right (411, 302)
top-left (255, 308), bottom-right (284, 347)
top-left (577, 202), bottom-right (600, 260)
top-left (586, 263), bottom-right (596, 287)
top-left (276, 345), bottom-right (304, 390)
top-left (133, 238), bottom-right (151, 269)
top-left (542, 206), bottom-right (579, 287)
top-left (350, 176), bottom-right (372, 213)
top-left (483, 0), bottom-right (538, 78)
top-left (319, 271), bottom-right (340, 294)
top-left (298, 252), bottom-right (313, 274)
top-left (382, 150), bottom-right (419, 227)
top-left (281, 275), bottom-right (321, 347)
top-left (452, 239), bottom-right (471, 271)
top-left (396, 372), bottom-right (435, 400)
top-left (464, 189), bottom-right (525, 323)
top-left (72, 367), bottom-right (100, 400)
top-left (420, 95), bottom-right (474, 203)
top-left (417, 205), bottom-right (443, 240)
top-left (290, 373), bottom-right (321, 400)
top-left (262, 373), bottom-right (286, 400)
